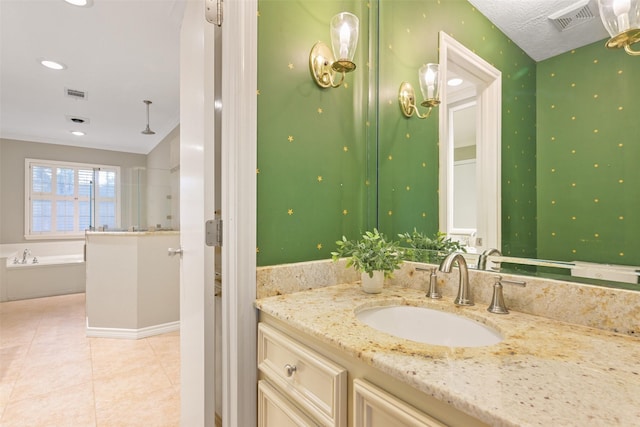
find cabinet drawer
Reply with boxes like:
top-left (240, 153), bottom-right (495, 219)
top-left (258, 323), bottom-right (347, 427)
top-left (354, 379), bottom-right (447, 427)
top-left (258, 380), bottom-right (316, 427)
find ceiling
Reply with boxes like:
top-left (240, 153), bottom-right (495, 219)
top-left (470, 0), bottom-right (610, 61)
top-left (0, 0), bottom-right (610, 155)
top-left (0, 0), bottom-right (185, 154)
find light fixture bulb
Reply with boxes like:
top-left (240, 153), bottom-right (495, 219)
top-left (330, 12), bottom-right (359, 68)
top-left (613, 0), bottom-right (631, 14)
top-left (339, 23), bottom-right (351, 59)
top-left (418, 63), bottom-right (440, 107)
top-left (64, 0), bottom-right (93, 6)
top-left (40, 60), bottom-right (66, 70)
top-left (71, 131), bottom-right (85, 136)
top-left (613, 0), bottom-right (632, 30)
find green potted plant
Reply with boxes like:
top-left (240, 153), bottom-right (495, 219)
top-left (331, 228), bottom-right (403, 293)
top-left (398, 229), bottom-right (466, 264)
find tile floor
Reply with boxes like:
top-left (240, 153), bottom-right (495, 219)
top-left (0, 293), bottom-right (180, 426)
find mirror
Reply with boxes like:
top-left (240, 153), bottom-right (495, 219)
top-left (375, 1), bottom-right (639, 288)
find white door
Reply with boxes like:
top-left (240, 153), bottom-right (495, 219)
top-left (179, 1), bottom-right (217, 425)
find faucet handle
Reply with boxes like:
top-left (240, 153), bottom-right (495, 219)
top-left (487, 276), bottom-right (526, 314)
top-left (416, 267), bottom-right (442, 299)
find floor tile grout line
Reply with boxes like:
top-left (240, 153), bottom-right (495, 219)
top-left (4, 305), bottom-right (43, 407)
top-left (88, 307), bottom-right (99, 426)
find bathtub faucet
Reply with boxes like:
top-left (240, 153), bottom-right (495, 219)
top-left (22, 249), bottom-right (31, 264)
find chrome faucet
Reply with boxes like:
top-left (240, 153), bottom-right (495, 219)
top-left (439, 252), bottom-right (473, 306)
top-left (478, 248), bottom-right (501, 270)
top-left (21, 249), bottom-right (31, 264)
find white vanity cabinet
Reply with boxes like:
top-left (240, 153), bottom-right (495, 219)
top-left (258, 323), bottom-right (348, 427)
top-left (258, 319), bottom-right (487, 427)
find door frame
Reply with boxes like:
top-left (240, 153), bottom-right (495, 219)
top-left (438, 31), bottom-right (501, 252)
top-left (221, 1), bottom-right (258, 426)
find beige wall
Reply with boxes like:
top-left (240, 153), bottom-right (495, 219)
top-left (0, 138), bottom-right (147, 244)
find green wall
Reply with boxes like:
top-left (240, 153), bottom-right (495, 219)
top-left (377, 0), bottom-right (538, 258)
top-left (257, 0), bottom-right (638, 268)
top-left (537, 40), bottom-right (640, 265)
top-left (257, 0), bottom-right (374, 266)
top-left (257, 0), bottom-right (538, 266)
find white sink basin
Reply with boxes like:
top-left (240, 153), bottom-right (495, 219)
top-left (356, 305), bottom-right (503, 348)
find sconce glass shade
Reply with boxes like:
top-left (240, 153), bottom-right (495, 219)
top-left (418, 63), bottom-right (441, 108)
top-left (330, 12), bottom-right (359, 72)
top-left (597, 0), bottom-right (640, 55)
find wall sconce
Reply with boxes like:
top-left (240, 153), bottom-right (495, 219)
top-left (399, 63), bottom-right (441, 119)
top-left (597, 0), bottom-right (640, 55)
top-left (309, 12), bottom-right (359, 88)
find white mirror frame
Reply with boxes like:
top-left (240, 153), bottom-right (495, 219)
top-left (438, 31), bottom-right (501, 252)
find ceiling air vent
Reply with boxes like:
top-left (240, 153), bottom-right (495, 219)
top-left (65, 88), bottom-right (88, 100)
top-left (549, 0), bottom-right (598, 32)
top-left (66, 115), bottom-right (90, 125)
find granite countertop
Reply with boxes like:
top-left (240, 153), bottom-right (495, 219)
top-left (255, 283), bottom-right (640, 427)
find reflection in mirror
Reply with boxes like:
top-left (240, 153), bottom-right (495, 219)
top-left (438, 32), bottom-right (501, 254)
top-left (450, 100), bottom-right (477, 240)
top-left (376, 2), bottom-right (639, 290)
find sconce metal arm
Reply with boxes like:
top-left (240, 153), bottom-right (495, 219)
top-left (399, 81), bottom-right (437, 119)
top-left (310, 41), bottom-right (350, 88)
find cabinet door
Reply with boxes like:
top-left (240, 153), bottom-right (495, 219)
top-left (258, 380), bottom-right (316, 427)
top-left (354, 379), bottom-right (447, 427)
top-left (258, 323), bottom-right (347, 427)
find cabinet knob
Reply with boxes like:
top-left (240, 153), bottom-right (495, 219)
top-left (284, 364), bottom-right (297, 377)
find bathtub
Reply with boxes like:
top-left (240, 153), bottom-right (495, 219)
top-left (1, 244), bottom-right (86, 301)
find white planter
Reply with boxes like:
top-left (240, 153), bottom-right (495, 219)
top-left (361, 270), bottom-right (384, 294)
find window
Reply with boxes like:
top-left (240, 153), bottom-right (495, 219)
top-left (25, 159), bottom-right (120, 239)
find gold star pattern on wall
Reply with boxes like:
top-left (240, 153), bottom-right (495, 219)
top-left (537, 44), bottom-right (638, 264)
top-left (287, 209), bottom-right (293, 216)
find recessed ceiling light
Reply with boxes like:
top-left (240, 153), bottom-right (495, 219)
top-left (64, 0), bottom-right (93, 6)
top-left (40, 59), bottom-right (67, 70)
top-left (448, 78), bottom-right (463, 87)
top-left (71, 131), bottom-right (85, 136)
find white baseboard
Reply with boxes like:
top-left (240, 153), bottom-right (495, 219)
top-left (86, 319), bottom-right (180, 339)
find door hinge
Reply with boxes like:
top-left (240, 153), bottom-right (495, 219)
top-left (205, 0), bottom-right (223, 26)
top-left (205, 218), bottom-right (223, 247)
